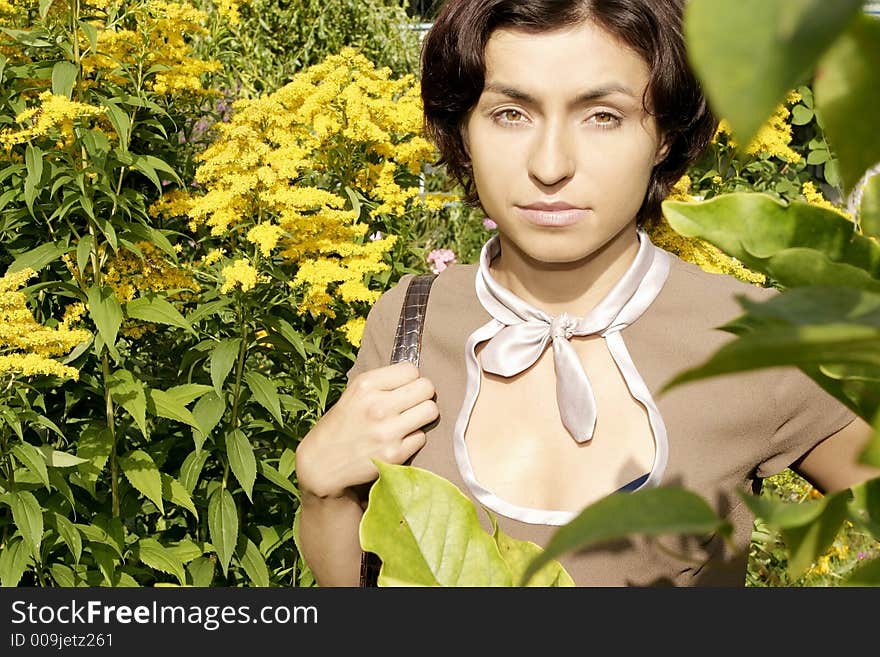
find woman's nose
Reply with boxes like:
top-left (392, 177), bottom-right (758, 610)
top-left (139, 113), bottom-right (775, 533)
top-left (527, 122), bottom-right (576, 186)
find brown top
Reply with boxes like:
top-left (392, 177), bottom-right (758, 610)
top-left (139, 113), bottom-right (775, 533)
top-left (347, 249), bottom-right (856, 586)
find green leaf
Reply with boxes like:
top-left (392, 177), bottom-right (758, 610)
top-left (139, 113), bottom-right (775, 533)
top-left (161, 473), bottom-right (198, 519)
top-left (683, 0), bottom-right (863, 146)
top-left (210, 338), bottom-right (241, 396)
top-left (135, 538), bottom-right (186, 585)
top-left (244, 371), bottom-right (284, 425)
top-left (815, 15), bottom-right (880, 193)
top-left (858, 411), bottom-right (880, 469)
top-left (48, 469), bottom-right (76, 512)
top-left (278, 448), bottom-right (296, 478)
top-left (51, 61), bottom-right (79, 98)
top-left (782, 491), bottom-right (851, 579)
top-left (147, 388), bottom-right (200, 430)
top-left (126, 294), bottom-right (193, 334)
top-left (268, 318), bottom-right (308, 359)
top-left (38, 445), bottom-right (88, 468)
top-left (166, 539), bottom-right (204, 565)
top-left (237, 537), bottom-right (270, 587)
top-left (522, 487), bottom-right (729, 586)
top-left (860, 174), bottom-right (880, 242)
top-left (87, 284), bottom-right (123, 350)
top-left (208, 488), bottom-right (238, 576)
top-left (103, 101), bottom-right (130, 148)
top-left (49, 563), bottom-right (78, 587)
top-left (72, 424), bottom-right (113, 497)
top-left (662, 194), bottom-right (880, 287)
top-left (843, 557), bottom-right (880, 586)
top-left (187, 557), bottom-right (215, 587)
top-left (24, 144), bottom-right (42, 215)
top-left (848, 476), bottom-right (880, 541)
top-left (0, 537), bottom-right (30, 587)
top-left (88, 543), bottom-right (117, 585)
top-left (51, 512), bottom-right (82, 564)
top-left (187, 298), bottom-right (232, 325)
top-left (493, 521), bottom-right (574, 587)
top-left (119, 450), bottom-right (164, 514)
top-left (191, 391), bottom-right (226, 451)
top-left (10, 490), bottom-right (44, 562)
top-left (742, 490), bottom-right (852, 579)
top-left (78, 20), bottom-right (98, 52)
top-left (38, 0), bottom-right (53, 19)
top-left (662, 287), bottom-right (880, 392)
top-left (226, 429), bottom-right (256, 502)
top-left (76, 234), bottom-right (93, 277)
top-left (360, 462), bottom-right (512, 586)
top-left (739, 491), bottom-right (828, 529)
top-left (163, 383), bottom-right (214, 407)
top-left (107, 369), bottom-right (148, 438)
top-left (76, 523), bottom-right (123, 559)
top-left (11, 442), bottom-right (49, 489)
top-left (257, 461), bottom-right (300, 500)
top-left (179, 449), bottom-right (209, 494)
top-left (9, 240), bottom-right (69, 273)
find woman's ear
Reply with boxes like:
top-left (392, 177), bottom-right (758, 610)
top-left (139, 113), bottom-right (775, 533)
top-left (654, 136), bottom-right (671, 166)
top-left (460, 121), bottom-right (472, 159)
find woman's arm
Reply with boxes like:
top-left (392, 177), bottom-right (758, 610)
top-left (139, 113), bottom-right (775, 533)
top-left (792, 416), bottom-right (880, 494)
top-left (299, 489), bottom-right (365, 586)
top-left (295, 361), bottom-right (439, 586)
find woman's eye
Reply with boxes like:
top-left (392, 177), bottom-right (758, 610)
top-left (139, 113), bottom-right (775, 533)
top-left (591, 112), bottom-right (621, 128)
top-left (495, 109), bottom-right (525, 125)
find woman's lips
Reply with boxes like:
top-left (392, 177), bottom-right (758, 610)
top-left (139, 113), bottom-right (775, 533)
top-left (516, 206), bottom-right (590, 227)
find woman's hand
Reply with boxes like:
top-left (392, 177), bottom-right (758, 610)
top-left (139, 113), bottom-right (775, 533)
top-left (295, 361), bottom-right (439, 500)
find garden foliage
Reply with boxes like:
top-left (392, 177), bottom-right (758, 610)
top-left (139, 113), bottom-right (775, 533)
top-left (1, 0), bottom-right (878, 588)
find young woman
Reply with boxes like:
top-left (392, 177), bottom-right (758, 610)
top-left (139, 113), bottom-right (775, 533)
top-left (295, 0), bottom-right (879, 586)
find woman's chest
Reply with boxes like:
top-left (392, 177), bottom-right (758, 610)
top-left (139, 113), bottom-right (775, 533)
top-left (463, 336), bottom-right (656, 511)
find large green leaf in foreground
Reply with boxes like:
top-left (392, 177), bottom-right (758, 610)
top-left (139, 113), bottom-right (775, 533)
top-left (741, 488), bottom-right (853, 580)
top-left (662, 194), bottom-right (880, 290)
top-left (360, 462), bottom-right (573, 587)
top-left (814, 14), bottom-right (880, 194)
top-left (660, 286), bottom-right (880, 465)
top-left (683, 0), bottom-right (863, 148)
top-left (522, 487), bottom-right (729, 586)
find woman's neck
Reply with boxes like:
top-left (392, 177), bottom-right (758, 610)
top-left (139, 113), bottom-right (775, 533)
top-left (488, 223), bottom-right (641, 317)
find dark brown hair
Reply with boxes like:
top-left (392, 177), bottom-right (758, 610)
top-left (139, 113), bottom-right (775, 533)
top-left (420, 0), bottom-right (718, 226)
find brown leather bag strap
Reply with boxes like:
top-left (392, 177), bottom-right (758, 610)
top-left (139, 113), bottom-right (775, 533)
top-left (359, 273), bottom-right (438, 587)
top-left (390, 273), bottom-right (438, 367)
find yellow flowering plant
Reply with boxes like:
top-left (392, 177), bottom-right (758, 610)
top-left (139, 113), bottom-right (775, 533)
top-left (0, 0), bottom-right (267, 587)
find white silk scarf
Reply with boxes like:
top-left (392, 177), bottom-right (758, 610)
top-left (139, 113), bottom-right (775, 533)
top-left (452, 230), bottom-right (671, 525)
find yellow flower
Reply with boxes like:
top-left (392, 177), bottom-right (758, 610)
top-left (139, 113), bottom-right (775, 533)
top-left (649, 216), bottom-right (766, 286)
top-left (801, 181), bottom-right (852, 221)
top-left (0, 267), bottom-right (90, 381)
top-left (246, 222), bottom-right (284, 256)
top-left (666, 174), bottom-right (693, 202)
top-left (183, 47), bottom-right (433, 318)
top-left (714, 92), bottom-right (802, 163)
top-left (201, 248), bottom-right (226, 266)
top-left (220, 259), bottom-right (258, 294)
top-left (340, 317), bottom-right (366, 347)
top-left (0, 92), bottom-right (105, 147)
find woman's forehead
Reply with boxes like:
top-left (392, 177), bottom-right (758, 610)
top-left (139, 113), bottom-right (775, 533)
top-left (481, 23), bottom-right (651, 103)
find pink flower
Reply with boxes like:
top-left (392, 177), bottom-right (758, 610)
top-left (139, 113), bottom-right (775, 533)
top-left (858, 552), bottom-right (867, 560)
top-left (482, 217), bottom-right (498, 230)
top-left (427, 248), bottom-right (457, 274)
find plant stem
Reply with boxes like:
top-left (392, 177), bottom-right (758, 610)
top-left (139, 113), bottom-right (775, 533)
top-left (102, 353), bottom-right (119, 518)
top-left (229, 303), bottom-right (249, 432)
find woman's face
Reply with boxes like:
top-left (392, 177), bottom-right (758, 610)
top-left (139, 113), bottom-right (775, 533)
top-left (462, 19), bottom-right (667, 264)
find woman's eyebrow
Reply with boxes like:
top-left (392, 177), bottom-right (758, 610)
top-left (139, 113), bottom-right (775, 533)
top-left (482, 82), bottom-right (636, 105)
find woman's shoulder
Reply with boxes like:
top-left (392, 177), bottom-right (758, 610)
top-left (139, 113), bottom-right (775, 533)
top-left (657, 248), bottom-right (776, 324)
top-left (367, 262), bottom-right (481, 324)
